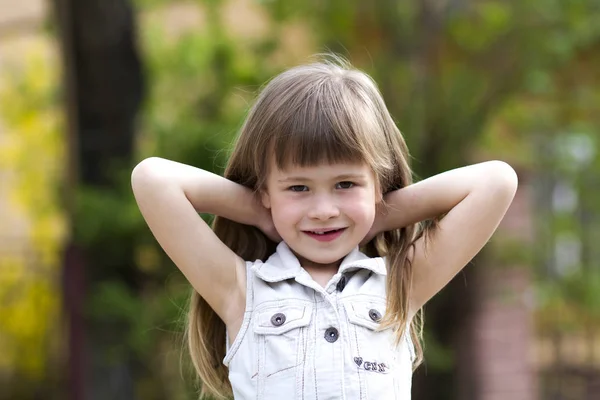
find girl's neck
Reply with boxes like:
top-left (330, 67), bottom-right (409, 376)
top-left (296, 254), bottom-right (342, 287)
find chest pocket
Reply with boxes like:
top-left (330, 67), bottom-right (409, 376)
top-left (346, 299), bottom-right (415, 360)
top-left (345, 299), bottom-right (414, 399)
top-left (346, 299), bottom-right (399, 361)
top-left (253, 302), bottom-right (313, 392)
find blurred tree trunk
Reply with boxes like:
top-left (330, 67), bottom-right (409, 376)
top-left (53, 0), bottom-right (144, 399)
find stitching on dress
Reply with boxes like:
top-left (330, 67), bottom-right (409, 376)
top-left (265, 364), bottom-right (297, 378)
top-left (300, 326), bottom-right (306, 399)
top-left (352, 312), bottom-right (364, 399)
top-left (313, 294), bottom-right (319, 400)
top-left (256, 334), bottom-right (263, 400)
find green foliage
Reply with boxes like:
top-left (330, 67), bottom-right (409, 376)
top-left (139, 10), bottom-right (280, 167)
top-left (488, 235), bottom-right (535, 267)
top-left (537, 271), bottom-right (600, 333)
top-left (133, 0), bottom-right (181, 10)
top-left (0, 42), bottom-right (65, 398)
top-left (422, 330), bottom-right (454, 371)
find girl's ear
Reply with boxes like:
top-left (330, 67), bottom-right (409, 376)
top-left (260, 189), bottom-right (271, 209)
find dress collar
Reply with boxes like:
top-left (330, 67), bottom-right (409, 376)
top-left (252, 242), bottom-right (387, 283)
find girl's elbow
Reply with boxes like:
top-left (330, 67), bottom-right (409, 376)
top-left (487, 160), bottom-right (519, 198)
top-left (498, 161), bottom-right (518, 189)
top-left (131, 157), bottom-right (165, 191)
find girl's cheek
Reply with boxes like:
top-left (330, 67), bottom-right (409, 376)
top-left (274, 201), bottom-right (302, 219)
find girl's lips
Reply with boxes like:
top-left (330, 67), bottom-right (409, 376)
top-left (303, 228), bottom-right (346, 242)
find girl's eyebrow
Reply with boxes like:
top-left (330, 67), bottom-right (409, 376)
top-left (277, 173), bottom-right (367, 183)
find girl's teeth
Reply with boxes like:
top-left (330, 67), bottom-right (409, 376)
top-left (310, 229), bottom-right (341, 235)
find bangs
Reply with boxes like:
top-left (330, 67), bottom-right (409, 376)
top-left (271, 117), bottom-right (367, 170)
top-left (268, 80), bottom-right (381, 171)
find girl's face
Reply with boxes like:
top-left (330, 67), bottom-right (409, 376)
top-left (262, 160), bottom-right (379, 269)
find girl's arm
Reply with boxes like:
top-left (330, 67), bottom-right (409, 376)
top-left (374, 160), bottom-right (518, 317)
top-left (131, 157), bottom-right (267, 325)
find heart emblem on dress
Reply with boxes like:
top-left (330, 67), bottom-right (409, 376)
top-left (354, 357), bottom-right (363, 367)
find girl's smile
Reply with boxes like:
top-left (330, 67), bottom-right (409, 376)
top-left (303, 227), bottom-right (347, 242)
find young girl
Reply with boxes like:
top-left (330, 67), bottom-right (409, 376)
top-left (131, 56), bottom-right (518, 399)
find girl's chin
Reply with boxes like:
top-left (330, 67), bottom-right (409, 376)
top-left (284, 236), bottom-right (360, 263)
top-left (290, 248), bottom-right (346, 268)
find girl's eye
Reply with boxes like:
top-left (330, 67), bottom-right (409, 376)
top-left (289, 185), bottom-right (308, 192)
top-left (336, 181), bottom-right (355, 189)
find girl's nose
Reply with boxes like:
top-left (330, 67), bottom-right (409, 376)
top-left (307, 196), bottom-right (340, 220)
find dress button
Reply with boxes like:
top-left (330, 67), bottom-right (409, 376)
top-left (271, 313), bottom-right (286, 326)
top-left (324, 327), bottom-right (339, 343)
top-left (368, 309), bottom-right (382, 322)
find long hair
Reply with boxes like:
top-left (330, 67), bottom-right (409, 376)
top-left (186, 55), bottom-right (426, 399)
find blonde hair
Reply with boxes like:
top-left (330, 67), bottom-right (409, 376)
top-left (186, 55), bottom-right (426, 399)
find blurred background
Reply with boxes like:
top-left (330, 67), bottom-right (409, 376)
top-left (1, 0), bottom-right (600, 399)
